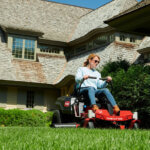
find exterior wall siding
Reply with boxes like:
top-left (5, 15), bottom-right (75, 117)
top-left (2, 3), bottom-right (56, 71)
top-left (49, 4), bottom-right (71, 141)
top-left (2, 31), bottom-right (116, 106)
top-left (44, 89), bottom-right (60, 110)
top-left (17, 88), bottom-right (26, 109)
top-left (34, 90), bottom-right (45, 111)
top-left (0, 86), bottom-right (60, 111)
top-left (7, 87), bottom-right (17, 103)
top-left (0, 87), bottom-right (7, 107)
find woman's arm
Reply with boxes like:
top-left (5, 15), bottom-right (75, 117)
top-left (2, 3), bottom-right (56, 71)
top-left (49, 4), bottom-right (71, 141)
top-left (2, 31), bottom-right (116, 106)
top-left (97, 72), bottom-right (108, 88)
top-left (75, 67), bottom-right (83, 83)
top-left (97, 80), bottom-right (108, 88)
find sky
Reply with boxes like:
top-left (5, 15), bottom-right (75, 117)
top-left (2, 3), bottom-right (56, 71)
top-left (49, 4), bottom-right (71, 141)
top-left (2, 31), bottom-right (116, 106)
top-left (48, 0), bottom-right (142, 9)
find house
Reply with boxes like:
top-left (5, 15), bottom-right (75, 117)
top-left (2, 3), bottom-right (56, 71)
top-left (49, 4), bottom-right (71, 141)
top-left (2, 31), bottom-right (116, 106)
top-left (0, 0), bottom-right (148, 111)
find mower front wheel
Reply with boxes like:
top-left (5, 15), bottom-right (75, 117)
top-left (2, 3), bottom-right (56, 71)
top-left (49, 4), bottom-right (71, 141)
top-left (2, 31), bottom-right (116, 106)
top-left (88, 121), bottom-right (95, 129)
top-left (133, 122), bottom-right (139, 129)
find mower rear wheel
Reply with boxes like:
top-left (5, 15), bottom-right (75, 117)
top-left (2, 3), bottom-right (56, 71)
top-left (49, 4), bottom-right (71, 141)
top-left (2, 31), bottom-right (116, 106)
top-left (88, 121), bottom-right (95, 128)
top-left (51, 110), bottom-right (62, 124)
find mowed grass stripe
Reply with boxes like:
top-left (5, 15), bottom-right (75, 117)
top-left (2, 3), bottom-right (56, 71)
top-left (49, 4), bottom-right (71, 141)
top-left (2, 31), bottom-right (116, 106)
top-left (0, 127), bottom-right (149, 150)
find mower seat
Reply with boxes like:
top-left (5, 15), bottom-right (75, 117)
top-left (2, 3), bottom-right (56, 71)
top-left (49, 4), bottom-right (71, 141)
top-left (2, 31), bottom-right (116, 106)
top-left (71, 84), bottom-right (113, 114)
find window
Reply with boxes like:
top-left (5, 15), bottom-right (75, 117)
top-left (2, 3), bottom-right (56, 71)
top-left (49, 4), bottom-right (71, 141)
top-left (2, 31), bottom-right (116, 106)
top-left (24, 39), bottom-right (35, 59)
top-left (130, 37), bottom-right (135, 43)
top-left (87, 41), bottom-right (93, 50)
top-left (39, 45), bottom-right (61, 54)
top-left (12, 37), bottom-right (23, 58)
top-left (75, 45), bottom-right (87, 54)
top-left (12, 36), bottom-right (35, 60)
top-left (120, 35), bottom-right (125, 41)
top-left (26, 91), bottom-right (34, 108)
top-left (93, 35), bottom-right (108, 48)
top-left (108, 34), bottom-right (115, 42)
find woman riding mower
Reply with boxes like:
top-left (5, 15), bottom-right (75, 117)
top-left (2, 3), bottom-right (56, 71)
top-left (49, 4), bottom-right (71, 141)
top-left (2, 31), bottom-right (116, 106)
top-left (75, 53), bottom-right (120, 115)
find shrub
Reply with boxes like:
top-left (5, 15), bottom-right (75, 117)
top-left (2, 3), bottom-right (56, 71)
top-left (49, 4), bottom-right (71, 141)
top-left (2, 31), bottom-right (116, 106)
top-left (100, 60), bottom-right (130, 77)
top-left (100, 61), bottom-right (150, 128)
top-left (0, 109), bottom-right (53, 127)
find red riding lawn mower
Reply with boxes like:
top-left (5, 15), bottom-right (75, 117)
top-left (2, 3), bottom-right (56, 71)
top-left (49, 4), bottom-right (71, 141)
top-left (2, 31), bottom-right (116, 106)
top-left (51, 77), bottom-right (140, 129)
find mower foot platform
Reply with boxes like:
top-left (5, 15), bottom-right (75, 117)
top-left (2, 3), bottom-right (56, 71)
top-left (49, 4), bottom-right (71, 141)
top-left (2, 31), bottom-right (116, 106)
top-left (51, 123), bottom-right (80, 128)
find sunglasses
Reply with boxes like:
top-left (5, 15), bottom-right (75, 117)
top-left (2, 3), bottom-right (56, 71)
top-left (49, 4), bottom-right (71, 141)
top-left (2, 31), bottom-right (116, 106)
top-left (94, 60), bottom-right (100, 64)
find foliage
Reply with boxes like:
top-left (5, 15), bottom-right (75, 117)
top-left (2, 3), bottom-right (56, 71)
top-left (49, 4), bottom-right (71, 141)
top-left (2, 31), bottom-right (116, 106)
top-left (0, 108), bottom-right (53, 127)
top-left (0, 128), bottom-right (149, 150)
top-left (101, 60), bottom-right (150, 128)
top-left (100, 60), bottom-right (130, 77)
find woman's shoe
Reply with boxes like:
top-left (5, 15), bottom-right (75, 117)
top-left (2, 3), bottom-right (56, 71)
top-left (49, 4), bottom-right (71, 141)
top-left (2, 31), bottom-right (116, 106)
top-left (113, 105), bottom-right (120, 116)
top-left (92, 105), bottom-right (99, 112)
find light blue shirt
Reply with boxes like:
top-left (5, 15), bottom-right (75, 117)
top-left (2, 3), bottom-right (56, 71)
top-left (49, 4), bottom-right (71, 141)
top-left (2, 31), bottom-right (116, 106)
top-left (75, 67), bottom-right (107, 90)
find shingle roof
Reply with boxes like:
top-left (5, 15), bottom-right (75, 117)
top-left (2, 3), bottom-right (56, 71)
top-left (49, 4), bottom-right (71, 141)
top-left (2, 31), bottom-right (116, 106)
top-left (138, 36), bottom-right (150, 53)
top-left (70, 0), bottom-right (137, 41)
top-left (0, 0), bottom-right (92, 42)
top-left (0, 0), bottom-right (138, 43)
top-left (105, 0), bottom-right (150, 23)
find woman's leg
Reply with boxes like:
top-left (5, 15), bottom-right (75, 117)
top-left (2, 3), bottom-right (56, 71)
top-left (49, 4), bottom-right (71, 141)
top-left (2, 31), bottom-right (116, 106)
top-left (95, 88), bottom-right (117, 106)
top-left (80, 87), bottom-right (96, 106)
top-left (95, 88), bottom-right (120, 114)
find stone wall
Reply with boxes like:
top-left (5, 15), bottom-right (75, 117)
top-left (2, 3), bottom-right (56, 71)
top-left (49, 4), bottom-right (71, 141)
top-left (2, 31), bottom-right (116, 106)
top-left (38, 55), bottom-right (67, 84)
top-left (0, 34), bottom-right (17, 81)
top-left (0, 32), bottom-right (144, 85)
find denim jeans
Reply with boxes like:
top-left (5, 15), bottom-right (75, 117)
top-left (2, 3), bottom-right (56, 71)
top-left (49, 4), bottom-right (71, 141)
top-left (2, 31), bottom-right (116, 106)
top-left (79, 87), bottom-right (117, 107)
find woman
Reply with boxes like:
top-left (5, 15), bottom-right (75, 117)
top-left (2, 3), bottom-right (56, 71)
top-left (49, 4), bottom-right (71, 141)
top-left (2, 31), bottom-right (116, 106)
top-left (75, 53), bottom-right (120, 114)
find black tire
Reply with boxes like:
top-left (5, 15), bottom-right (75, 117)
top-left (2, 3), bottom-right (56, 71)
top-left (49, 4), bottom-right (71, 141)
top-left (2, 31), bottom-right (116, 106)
top-left (133, 122), bottom-right (139, 129)
top-left (51, 110), bottom-right (62, 126)
top-left (88, 121), bottom-right (95, 129)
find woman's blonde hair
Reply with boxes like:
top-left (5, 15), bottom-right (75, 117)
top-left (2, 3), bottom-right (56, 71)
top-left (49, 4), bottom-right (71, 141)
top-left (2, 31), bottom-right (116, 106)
top-left (83, 53), bottom-right (100, 67)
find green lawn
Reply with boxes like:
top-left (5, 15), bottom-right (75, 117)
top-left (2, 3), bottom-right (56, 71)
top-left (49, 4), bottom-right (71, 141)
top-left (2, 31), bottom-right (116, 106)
top-left (0, 127), bottom-right (149, 150)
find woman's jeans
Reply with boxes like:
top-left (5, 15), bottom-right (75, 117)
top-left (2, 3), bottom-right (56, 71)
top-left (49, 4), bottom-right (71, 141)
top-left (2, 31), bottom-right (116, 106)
top-left (79, 87), bottom-right (117, 107)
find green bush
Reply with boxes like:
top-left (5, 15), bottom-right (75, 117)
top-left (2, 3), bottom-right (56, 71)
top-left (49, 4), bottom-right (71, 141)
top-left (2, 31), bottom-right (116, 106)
top-left (0, 109), bottom-right (53, 127)
top-left (100, 60), bottom-right (130, 77)
top-left (101, 60), bottom-right (150, 128)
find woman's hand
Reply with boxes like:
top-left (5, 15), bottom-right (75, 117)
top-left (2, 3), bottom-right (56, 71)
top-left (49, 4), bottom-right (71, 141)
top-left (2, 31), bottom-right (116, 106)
top-left (106, 76), bottom-right (112, 82)
top-left (83, 75), bottom-right (89, 80)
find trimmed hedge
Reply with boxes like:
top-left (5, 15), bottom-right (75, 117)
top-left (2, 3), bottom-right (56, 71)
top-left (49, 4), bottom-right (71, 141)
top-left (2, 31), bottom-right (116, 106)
top-left (101, 60), bottom-right (150, 128)
top-left (0, 108), bottom-right (53, 127)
